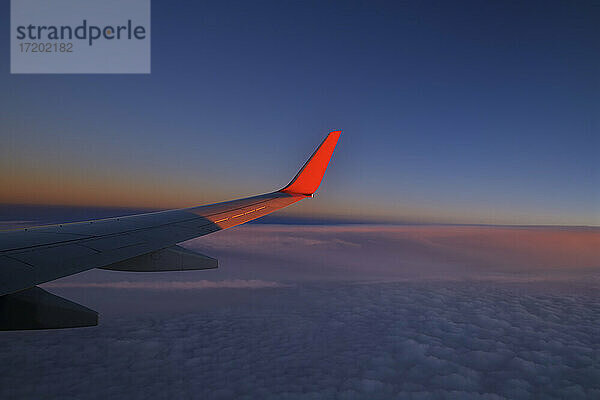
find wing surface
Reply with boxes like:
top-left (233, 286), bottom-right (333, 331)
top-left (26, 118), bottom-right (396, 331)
top-left (0, 131), bottom-right (341, 296)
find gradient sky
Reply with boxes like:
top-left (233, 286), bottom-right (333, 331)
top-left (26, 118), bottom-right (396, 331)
top-left (1, 0), bottom-right (598, 225)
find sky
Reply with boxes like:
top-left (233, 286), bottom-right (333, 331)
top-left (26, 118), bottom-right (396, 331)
top-left (2, 3), bottom-right (599, 397)
top-left (1, 0), bottom-right (599, 225)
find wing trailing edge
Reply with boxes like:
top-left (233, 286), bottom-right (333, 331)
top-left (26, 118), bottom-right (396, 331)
top-left (100, 245), bottom-right (218, 272)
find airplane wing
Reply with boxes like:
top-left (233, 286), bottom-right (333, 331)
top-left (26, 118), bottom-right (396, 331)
top-left (0, 131), bottom-right (341, 330)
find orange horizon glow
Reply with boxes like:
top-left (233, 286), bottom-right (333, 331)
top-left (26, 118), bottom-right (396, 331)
top-left (194, 224), bottom-right (600, 279)
top-left (1, 158), bottom-right (598, 227)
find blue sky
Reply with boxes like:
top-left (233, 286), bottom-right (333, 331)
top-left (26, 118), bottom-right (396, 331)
top-left (1, 0), bottom-right (598, 225)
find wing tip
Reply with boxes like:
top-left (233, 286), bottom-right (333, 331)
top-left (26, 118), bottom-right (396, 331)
top-left (280, 130), bottom-right (341, 196)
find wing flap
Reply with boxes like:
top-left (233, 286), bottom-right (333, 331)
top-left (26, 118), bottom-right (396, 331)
top-left (101, 245), bottom-right (218, 272)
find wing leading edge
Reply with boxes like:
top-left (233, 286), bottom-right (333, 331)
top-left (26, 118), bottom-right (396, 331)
top-left (0, 131), bottom-right (342, 301)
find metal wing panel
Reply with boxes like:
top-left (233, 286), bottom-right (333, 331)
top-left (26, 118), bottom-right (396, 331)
top-left (10, 244), bottom-right (99, 266)
top-left (0, 131), bottom-right (340, 297)
top-left (0, 231), bottom-right (91, 253)
top-left (0, 256), bottom-right (36, 295)
top-left (201, 194), bottom-right (304, 230)
top-left (78, 233), bottom-right (147, 252)
top-left (0, 192), bottom-right (306, 296)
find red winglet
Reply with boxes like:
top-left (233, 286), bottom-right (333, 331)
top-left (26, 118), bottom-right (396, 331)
top-left (280, 131), bottom-right (341, 196)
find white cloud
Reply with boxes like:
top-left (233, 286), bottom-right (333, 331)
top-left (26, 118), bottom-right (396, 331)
top-left (1, 282), bottom-right (597, 399)
top-left (184, 225), bottom-right (600, 283)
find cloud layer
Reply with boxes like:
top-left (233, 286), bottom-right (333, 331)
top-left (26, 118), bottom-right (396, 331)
top-left (184, 225), bottom-right (600, 282)
top-left (36, 224), bottom-right (600, 289)
top-left (3, 225), bottom-right (598, 399)
top-left (1, 282), bottom-right (598, 399)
